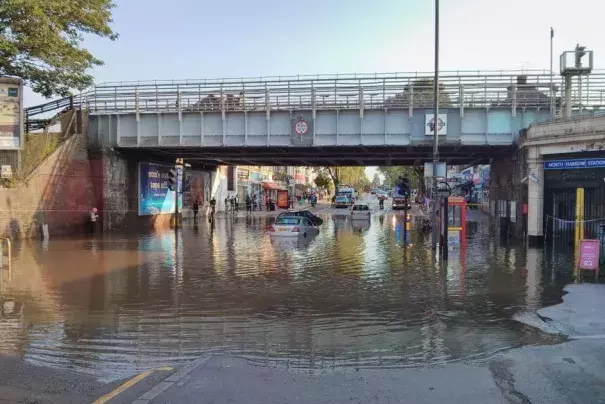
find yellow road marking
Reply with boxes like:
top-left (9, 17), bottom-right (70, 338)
top-left (92, 367), bottom-right (173, 404)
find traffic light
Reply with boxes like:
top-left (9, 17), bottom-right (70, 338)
top-left (168, 168), bottom-right (177, 191)
top-left (575, 44), bottom-right (586, 68)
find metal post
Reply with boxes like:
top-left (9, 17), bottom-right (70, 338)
top-left (564, 75), bottom-right (572, 118)
top-left (442, 197), bottom-right (448, 260)
top-left (550, 27), bottom-right (554, 117)
top-left (431, 0), bottom-right (440, 251)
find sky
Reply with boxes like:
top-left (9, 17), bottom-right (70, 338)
top-left (23, 0), bottom-right (605, 178)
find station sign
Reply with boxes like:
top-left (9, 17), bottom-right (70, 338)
top-left (544, 158), bottom-right (605, 170)
top-left (425, 114), bottom-right (447, 136)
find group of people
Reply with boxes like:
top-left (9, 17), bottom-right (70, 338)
top-left (245, 193), bottom-right (274, 213)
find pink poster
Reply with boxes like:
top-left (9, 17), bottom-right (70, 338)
top-left (579, 240), bottom-right (600, 270)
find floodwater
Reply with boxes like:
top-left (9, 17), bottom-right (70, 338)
top-left (0, 209), bottom-right (574, 380)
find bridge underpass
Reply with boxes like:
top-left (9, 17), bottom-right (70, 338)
top-left (129, 144), bottom-right (511, 166)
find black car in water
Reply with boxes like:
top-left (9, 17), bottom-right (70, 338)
top-left (277, 210), bottom-right (324, 226)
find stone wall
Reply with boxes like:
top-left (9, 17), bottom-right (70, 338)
top-left (0, 132), bottom-right (99, 239)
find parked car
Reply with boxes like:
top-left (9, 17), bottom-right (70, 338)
top-left (268, 216), bottom-right (316, 237)
top-left (334, 195), bottom-right (351, 208)
top-left (277, 210), bottom-right (323, 226)
top-left (350, 204), bottom-right (371, 220)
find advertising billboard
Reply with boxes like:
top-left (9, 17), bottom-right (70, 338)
top-left (0, 77), bottom-right (23, 149)
top-left (138, 162), bottom-right (182, 216)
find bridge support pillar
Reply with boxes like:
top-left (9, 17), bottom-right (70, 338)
top-left (526, 149), bottom-right (544, 246)
top-left (489, 148), bottom-right (527, 243)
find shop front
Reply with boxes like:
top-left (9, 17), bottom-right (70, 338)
top-left (543, 153), bottom-right (605, 248)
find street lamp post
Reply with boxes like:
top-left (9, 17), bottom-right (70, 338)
top-left (431, 0), bottom-right (440, 251)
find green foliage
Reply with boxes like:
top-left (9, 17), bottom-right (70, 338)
top-left (385, 79), bottom-right (452, 108)
top-left (314, 171), bottom-right (332, 191)
top-left (356, 174), bottom-right (371, 193)
top-left (15, 132), bottom-right (62, 184)
top-left (0, 0), bottom-right (118, 97)
top-left (378, 166), bottom-right (426, 195)
top-left (372, 172), bottom-right (382, 187)
top-left (319, 167), bottom-right (369, 192)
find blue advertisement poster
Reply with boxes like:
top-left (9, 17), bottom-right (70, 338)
top-left (138, 162), bottom-right (182, 216)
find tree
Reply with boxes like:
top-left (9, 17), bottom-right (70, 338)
top-left (318, 166), bottom-right (368, 192)
top-left (372, 172), bottom-right (382, 187)
top-left (357, 175), bottom-right (371, 194)
top-left (378, 166), bottom-right (427, 196)
top-left (314, 171), bottom-right (332, 191)
top-left (384, 79), bottom-right (452, 108)
top-left (0, 0), bottom-right (118, 97)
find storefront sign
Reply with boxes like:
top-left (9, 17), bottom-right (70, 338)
top-left (578, 239), bottom-right (600, 270)
top-left (544, 158), bottom-right (605, 170)
top-left (237, 169), bottom-right (249, 179)
top-left (138, 162), bottom-right (182, 216)
top-left (0, 77), bottom-right (23, 149)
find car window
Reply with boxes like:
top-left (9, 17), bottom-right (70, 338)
top-left (276, 217), bottom-right (300, 225)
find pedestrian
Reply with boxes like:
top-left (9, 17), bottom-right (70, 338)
top-left (224, 195), bottom-right (229, 212)
top-left (246, 194), bottom-right (252, 213)
top-left (265, 194), bottom-right (270, 211)
top-left (89, 207), bottom-right (98, 234)
top-left (234, 195), bottom-right (239, 211)
top-left (210, 197), bottom-right (216, 218)
top-left (193, 200), bottom-right (199, 222)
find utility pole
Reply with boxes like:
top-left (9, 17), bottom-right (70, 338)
top-left (431, 0), bottom-right (440, 251)
top-left (550, 27), bottom-right (554, 117)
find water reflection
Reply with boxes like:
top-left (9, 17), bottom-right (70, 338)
top-left (0, 213), bottom-right (574, 380)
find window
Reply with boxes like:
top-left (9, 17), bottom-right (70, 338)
top-left (276, 217), bottom-right (300, 225)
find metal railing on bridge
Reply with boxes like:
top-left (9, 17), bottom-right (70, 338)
top-left (83, 69), bottom-right (605, 115)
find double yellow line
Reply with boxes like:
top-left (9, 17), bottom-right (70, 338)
top-left (92, 367), bottom-right (172, 404)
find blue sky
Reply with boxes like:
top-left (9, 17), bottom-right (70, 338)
top-left (25, 0), bottom-right (603, 105)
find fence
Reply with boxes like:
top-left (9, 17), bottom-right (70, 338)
top-left (24, 70), bottom-right (605, 118)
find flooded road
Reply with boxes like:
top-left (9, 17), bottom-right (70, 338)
top-left (0, 208), bottom-right (574, 380)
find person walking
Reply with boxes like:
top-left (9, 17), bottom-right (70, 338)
top-left (245, 194), bottom-right (252, 213)
top-left (210, 197), bottom-right (216, 218)
top-left (192, 200), bottom-right (199, 222)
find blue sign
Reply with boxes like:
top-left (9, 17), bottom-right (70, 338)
top-left (544, 158), bottom-right (605, 170)
top-left (138, 162), bottom-right (182, 216)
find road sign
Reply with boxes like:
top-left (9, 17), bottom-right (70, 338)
top-left (578, 239), bottom-right (600, 270)
top-left (293, 118), bottom-right (309, 135)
